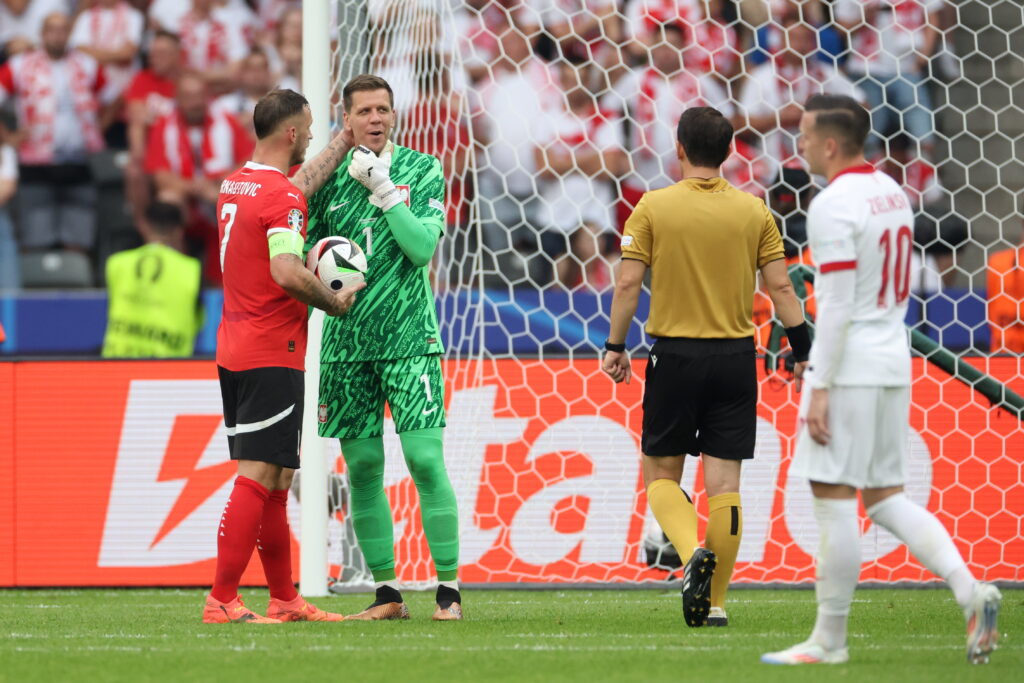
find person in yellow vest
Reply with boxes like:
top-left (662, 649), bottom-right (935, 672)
top-left (987, 219), bottom-right (1024, 353)
top-left (102, 202), bottom-right (202, 357)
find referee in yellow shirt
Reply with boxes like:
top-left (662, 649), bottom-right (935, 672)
top-left (603, 107), bottom-right (810, 628)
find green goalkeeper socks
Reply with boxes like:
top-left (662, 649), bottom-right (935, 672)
top-left (399, 427), bottom-right (460, 581)
top-left (341, 429), bottom-right (459, 583)
top-left (340, 436), bottom-right (396, 582)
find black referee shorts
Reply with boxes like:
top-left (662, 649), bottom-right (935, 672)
top-left (641, 337), bottom-right (757, 460)
top-left (217, 366), bottom-right (303, 469)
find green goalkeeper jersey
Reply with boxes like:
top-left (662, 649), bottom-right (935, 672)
top-left (306, 144), bottom-right (446, 362)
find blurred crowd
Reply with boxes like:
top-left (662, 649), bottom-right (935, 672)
top-left (0, 0), bottom-right (1022, 352)
top-left (0, 0), bottom-right (300, 287)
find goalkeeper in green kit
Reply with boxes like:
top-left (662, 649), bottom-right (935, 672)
top-left (305, 75), bottom-right (461, 621)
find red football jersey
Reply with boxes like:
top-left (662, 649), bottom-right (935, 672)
top-left (216, 161), bottom-right (308, 371)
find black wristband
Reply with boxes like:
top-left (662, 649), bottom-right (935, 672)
top-left (604, 340), bottom-right (626, 353)
top-left (785, 322), bottom-right (812, 362)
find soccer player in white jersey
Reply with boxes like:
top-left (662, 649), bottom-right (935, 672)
top-left (761, 94), bottom-right (1002, 666)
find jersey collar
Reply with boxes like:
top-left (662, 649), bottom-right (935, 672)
top-left (829, 162), bottom-right (874, 184)
top-left (244, 161), bottom-right (285, 175)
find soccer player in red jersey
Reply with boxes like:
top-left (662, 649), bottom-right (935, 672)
top-left (205, 89), bottom-right (363, 624)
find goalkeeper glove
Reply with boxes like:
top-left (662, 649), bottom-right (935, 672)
top-left (348, 143), bottom-right (403, 211)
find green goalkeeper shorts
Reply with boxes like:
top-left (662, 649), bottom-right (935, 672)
top-left (317, 354), bottom-right (445, 439)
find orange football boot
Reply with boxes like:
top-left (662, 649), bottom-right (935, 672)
top-left (266, 595), bottom-right (345, 622)
top-left (203, 595), bottom-right (281, 624)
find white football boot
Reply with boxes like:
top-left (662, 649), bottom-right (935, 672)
top-left (761, 640), bottom-right (849, 665)
top-left (965, 582), bottom-right (1001, 664)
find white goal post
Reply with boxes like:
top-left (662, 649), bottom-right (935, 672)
top-left (298, 0), bottom-right (333, 598)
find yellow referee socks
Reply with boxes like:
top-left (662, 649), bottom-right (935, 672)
top-left (646, 479), bottom-right (699, 565)
top-left (706, 492), bottom-right (742, 608)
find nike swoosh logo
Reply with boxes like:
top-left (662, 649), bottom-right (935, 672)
top-left (330, 202), bottom-right (348, 211)
top-left (422, 406), bottom-right (437, 416)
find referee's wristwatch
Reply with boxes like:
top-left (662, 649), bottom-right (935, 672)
top-left (604, 340), bottom-right (626, 353)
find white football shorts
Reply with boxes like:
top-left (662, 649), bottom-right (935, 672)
top-left (790, 385), bottom-right (910, 489)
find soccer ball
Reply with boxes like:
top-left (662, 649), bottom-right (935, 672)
top-left (642, 529), bottom-right (682, 571)
top-left (306, 236), bottom-right (367, 290)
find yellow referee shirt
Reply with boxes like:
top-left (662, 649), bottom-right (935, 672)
top-left (621, 177), bottom-right (784, 339)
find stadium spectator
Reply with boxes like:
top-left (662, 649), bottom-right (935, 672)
top-left (0, 11), bottom-right (108, 255)
top-left (457, 0), bottom-right (522, 85)
top-left (738, 19), bottom-right (863, 175)
top-left (213, 0), bottom-right (262, 46)
top-left (767, 166), bottom-right (814, 257)
top-left (624, 0), bottom-right (742, 83)
top-left (602, 22), bottom-right (733, 227)
top-left (833, 0), bottom-right (941, 159)
top-left (0, 109), bottom-right (18, 290)
top-left (752, 0), bottom-right (845, 67)
top-left (149, 0), bottom-right (259, 38)
top-left (405, 52), bottom-right (473, 289)
top-left (143, 71), bottom-right (253, 283)
top-left (534, 55), bottom-right (626, 288)
top-left (174, 0), bottom-right (250, 93)
top-left (148, 0), bottom-right (190, 33)
top-left (753, 168), bottom-right (817, 355)
top-left (405, 52), bottom-right (472, 232)
top-left (253, 0), bottom-right (299, 42)
top-left (470, 19), bottom-right (554, 282)
top-left (909, 205), bottom-right (967, 294)
top-left (123, 29), bottom-right (182, 224)
top-left (263, 4), bottom-right (301, 91)
top-left (68, 0), bottom-right (144, 104)
top-left (101, 201), bottom-right (201, 358)
top-left (878, 134), bottom-right (943, 209)
top-left (519, 0), bottom-right (623, 67)
top-left (986, 221), bottom-right (1024, 354)
top-left (213, 49), bottom-right (275, 137)
top-left (603, 106), bottom-right (809, 629)
top-left (0, 0), bottom-right (68, 58)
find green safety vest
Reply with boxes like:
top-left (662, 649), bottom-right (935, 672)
top-left (101, 243), bottom-right (202, 358)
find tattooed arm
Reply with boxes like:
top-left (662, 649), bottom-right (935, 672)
top-left (270, 253), bottom-right (364, 316)
top-left (291, 127), bottom-right (355, 199)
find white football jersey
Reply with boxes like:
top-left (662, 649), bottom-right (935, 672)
top-left (806, 165), bottom-right (913, 387)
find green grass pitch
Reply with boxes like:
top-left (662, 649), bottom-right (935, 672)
top-left (1, 588), bottom-right (1019, 682)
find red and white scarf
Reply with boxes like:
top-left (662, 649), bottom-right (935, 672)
top-left (851, 0), bottom-right (927, 64)
top-left (773, 56), bottom-right (832, 165)
top-left (9, 50), bottom-right (104, 164)
top-left (179, 11), bottom-right (229, 71)
top-left (85, 2), bottom-right (132, 48)
top-left (557, 103), bottom-right (612, 150)
top-left (160, 109), bottom-right (236, 179)
top-left (638, 0), bottom-right (701, 30)
top-left (721, 138), bottom-right (772, 198)
top-left (636, 67), bottom-right (703, 158)
top-left (686, 20), bottom-right (738, 74)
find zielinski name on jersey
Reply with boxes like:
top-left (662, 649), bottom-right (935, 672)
top-left (868, 192), bottom-right (909, 215)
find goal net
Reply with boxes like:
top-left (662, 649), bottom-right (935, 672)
top-left (299, 0), bottom-right (1024, 591)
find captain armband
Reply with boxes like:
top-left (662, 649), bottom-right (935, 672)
top-left (267, 229), bottom-right (305, 258)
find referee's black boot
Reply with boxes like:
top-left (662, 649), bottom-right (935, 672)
top-left (681, 547), bottom-right (717, 627)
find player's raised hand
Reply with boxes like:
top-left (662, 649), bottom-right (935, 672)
top-left (806, 387), bottom-right (831, 445)
top-left (602, 350), bottom-right (632, 385)
top-left (348, 143), bottom-right (403, 211)
top-left (329, 281), bottom-right (366, 316)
